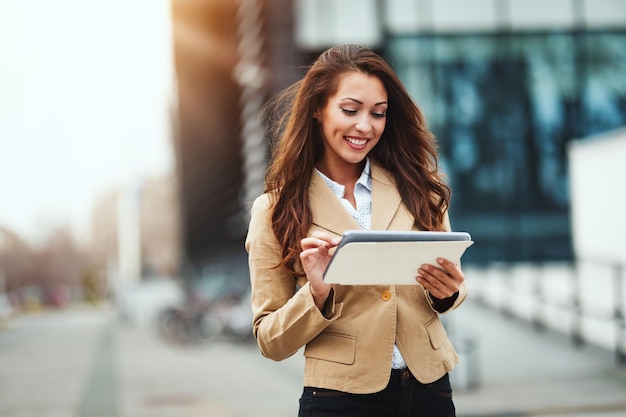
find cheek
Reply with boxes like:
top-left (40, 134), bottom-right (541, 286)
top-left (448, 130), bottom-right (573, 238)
top-left (321, 124), bottom-right (337, 141)
top-left (375, 119), bottom-right (387, 137)
top-left (325, 119), bottom-right (351, 138)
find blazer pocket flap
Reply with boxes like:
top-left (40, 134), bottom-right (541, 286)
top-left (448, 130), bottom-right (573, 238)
top-left (425, 317), bottom-right (445, 349)
top-left (304, 332), bottom-right (356, 365)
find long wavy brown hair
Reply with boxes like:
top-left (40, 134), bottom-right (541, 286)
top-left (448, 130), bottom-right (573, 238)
top-left (262, 44), bottom-right (451, 276)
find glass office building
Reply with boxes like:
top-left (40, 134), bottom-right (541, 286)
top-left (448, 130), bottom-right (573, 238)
top-left (388, 32), bottom-right (626, 263)
top-left (297, 0), bottom-right (626, 264)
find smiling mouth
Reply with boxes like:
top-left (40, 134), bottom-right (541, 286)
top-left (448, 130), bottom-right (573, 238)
top-left (345, 136), bottom-right (368, 146)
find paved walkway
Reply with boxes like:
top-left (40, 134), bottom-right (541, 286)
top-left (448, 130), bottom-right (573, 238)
top-left (0, 298), bottom-right (625, 417)
top-left (450, 301), bottom-right (626, 417)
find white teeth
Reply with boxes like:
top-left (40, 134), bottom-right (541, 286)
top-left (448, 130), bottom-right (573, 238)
top-left (345, 137), bottom-right (367, 146)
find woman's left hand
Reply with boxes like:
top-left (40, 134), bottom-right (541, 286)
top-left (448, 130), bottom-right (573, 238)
top-left (416, 258), bottom-right (464, 300)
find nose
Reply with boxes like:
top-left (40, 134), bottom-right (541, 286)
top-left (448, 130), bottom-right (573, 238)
top-left (355, 114), bottom-right (372, 133)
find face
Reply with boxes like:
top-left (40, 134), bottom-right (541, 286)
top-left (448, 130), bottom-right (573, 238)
top-left (315, 71), bottom-right (388, 176)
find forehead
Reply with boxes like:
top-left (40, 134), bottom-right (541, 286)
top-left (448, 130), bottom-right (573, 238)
top-left (330, 71), bottom-right (387, 102)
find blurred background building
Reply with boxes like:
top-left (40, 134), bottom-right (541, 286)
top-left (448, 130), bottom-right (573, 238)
top-left (163, 0), bottom-right (626, 354)
top-left (89, 174), bottom-right (182, 281)
top-left (171, 0), bottom-right (626, 270)
top-left (170, 0), bottom-right (299, 271)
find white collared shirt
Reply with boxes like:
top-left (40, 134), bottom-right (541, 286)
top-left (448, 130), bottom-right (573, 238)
top-left (316, 159), bottom-right (408, 369)
top-left (315, 159), bottom-right (372, 230)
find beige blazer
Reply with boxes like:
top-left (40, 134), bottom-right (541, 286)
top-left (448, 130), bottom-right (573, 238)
top-left (245, 162), bottom-right (467, 394)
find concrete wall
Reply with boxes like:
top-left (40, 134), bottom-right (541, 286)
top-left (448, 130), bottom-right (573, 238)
top-left (569, 128), bottom-right (626, 265)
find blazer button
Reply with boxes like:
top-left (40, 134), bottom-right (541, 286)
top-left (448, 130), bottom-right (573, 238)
top-left (381, 290), bottom-right (392, 301)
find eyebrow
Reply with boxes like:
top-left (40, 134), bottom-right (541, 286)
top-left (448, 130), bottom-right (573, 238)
top-left (341, 97), bottom-right (388, 106)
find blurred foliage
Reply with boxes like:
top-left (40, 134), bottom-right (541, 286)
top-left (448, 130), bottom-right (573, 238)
top-left (0, 226), bottom-right (103, 310)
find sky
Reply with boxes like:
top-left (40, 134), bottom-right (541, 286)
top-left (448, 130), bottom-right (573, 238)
top-left (0, 0), bottom-right (175, 245)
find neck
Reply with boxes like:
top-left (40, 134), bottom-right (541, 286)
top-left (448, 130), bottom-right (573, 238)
top-left (317, 160), bottom-right (364, 187)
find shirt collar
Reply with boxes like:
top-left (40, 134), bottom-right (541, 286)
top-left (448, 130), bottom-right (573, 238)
top-left (358, 158), bottom-right (372, 192)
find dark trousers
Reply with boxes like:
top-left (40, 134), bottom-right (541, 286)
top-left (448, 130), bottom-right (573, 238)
top-left (298, 370), bottom-right (455, 417)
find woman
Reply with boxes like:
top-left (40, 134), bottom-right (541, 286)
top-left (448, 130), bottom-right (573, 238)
top-left (245, 44), bottom-right (466, 417)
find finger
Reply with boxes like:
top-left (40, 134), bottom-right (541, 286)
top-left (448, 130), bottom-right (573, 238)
top-left (311, 231), bottom-right (342, 246)
top-left (423, 280), bottom-right (454, 299)
top-left (301, 237), bottom-right (331, 250)
top-left (417, 276), bottom-right (449, 298)
top-left (436, 258), bottom-right (464, 281)
top-left (299, 247), bottom-right (317, 260)
top-left (417, 266), bottom-right (457, 298)
top-left (300, 244), bottom-right (332, 264)
top-left (418, 264), bottom-right (451, 283)
top-left (423, 260), bottom-right (464, 286)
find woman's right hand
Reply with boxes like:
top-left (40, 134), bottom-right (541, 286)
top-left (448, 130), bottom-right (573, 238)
top-left (300, 231), bottom-right (340, 310)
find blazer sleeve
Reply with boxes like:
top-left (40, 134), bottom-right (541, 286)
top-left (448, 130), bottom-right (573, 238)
top-left (245, 194), bottom-right (342, 361)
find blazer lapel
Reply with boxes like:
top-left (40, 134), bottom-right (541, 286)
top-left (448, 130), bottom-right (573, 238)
top-left (371, 163), bottom-right (411, 231)
top-left (309, 171), bottom-right (361, 235)
top-left (309, 162), bottom-right (413, 234)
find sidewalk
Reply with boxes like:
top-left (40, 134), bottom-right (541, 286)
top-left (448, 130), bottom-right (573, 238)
top-left (111, 298), bottom-right (626, 417)
top-left (450, 300), bottom-right (626, 417)
top-left (113, 315), bottom-right (304, 417)
top-left (1, 298), bottom-right (625, 417)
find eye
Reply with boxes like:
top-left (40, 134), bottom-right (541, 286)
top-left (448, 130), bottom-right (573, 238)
top-left (341, 107), bottom-right (357, 116)
top-left (372, 112), bottom-right (386, 119)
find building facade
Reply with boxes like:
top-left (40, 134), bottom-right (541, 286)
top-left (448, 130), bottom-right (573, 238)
top-left (171, 0), bottom-right (626, 269)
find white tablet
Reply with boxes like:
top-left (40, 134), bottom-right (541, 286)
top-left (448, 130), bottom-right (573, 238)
top-left (323, 230), bottom-right (473, 285)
